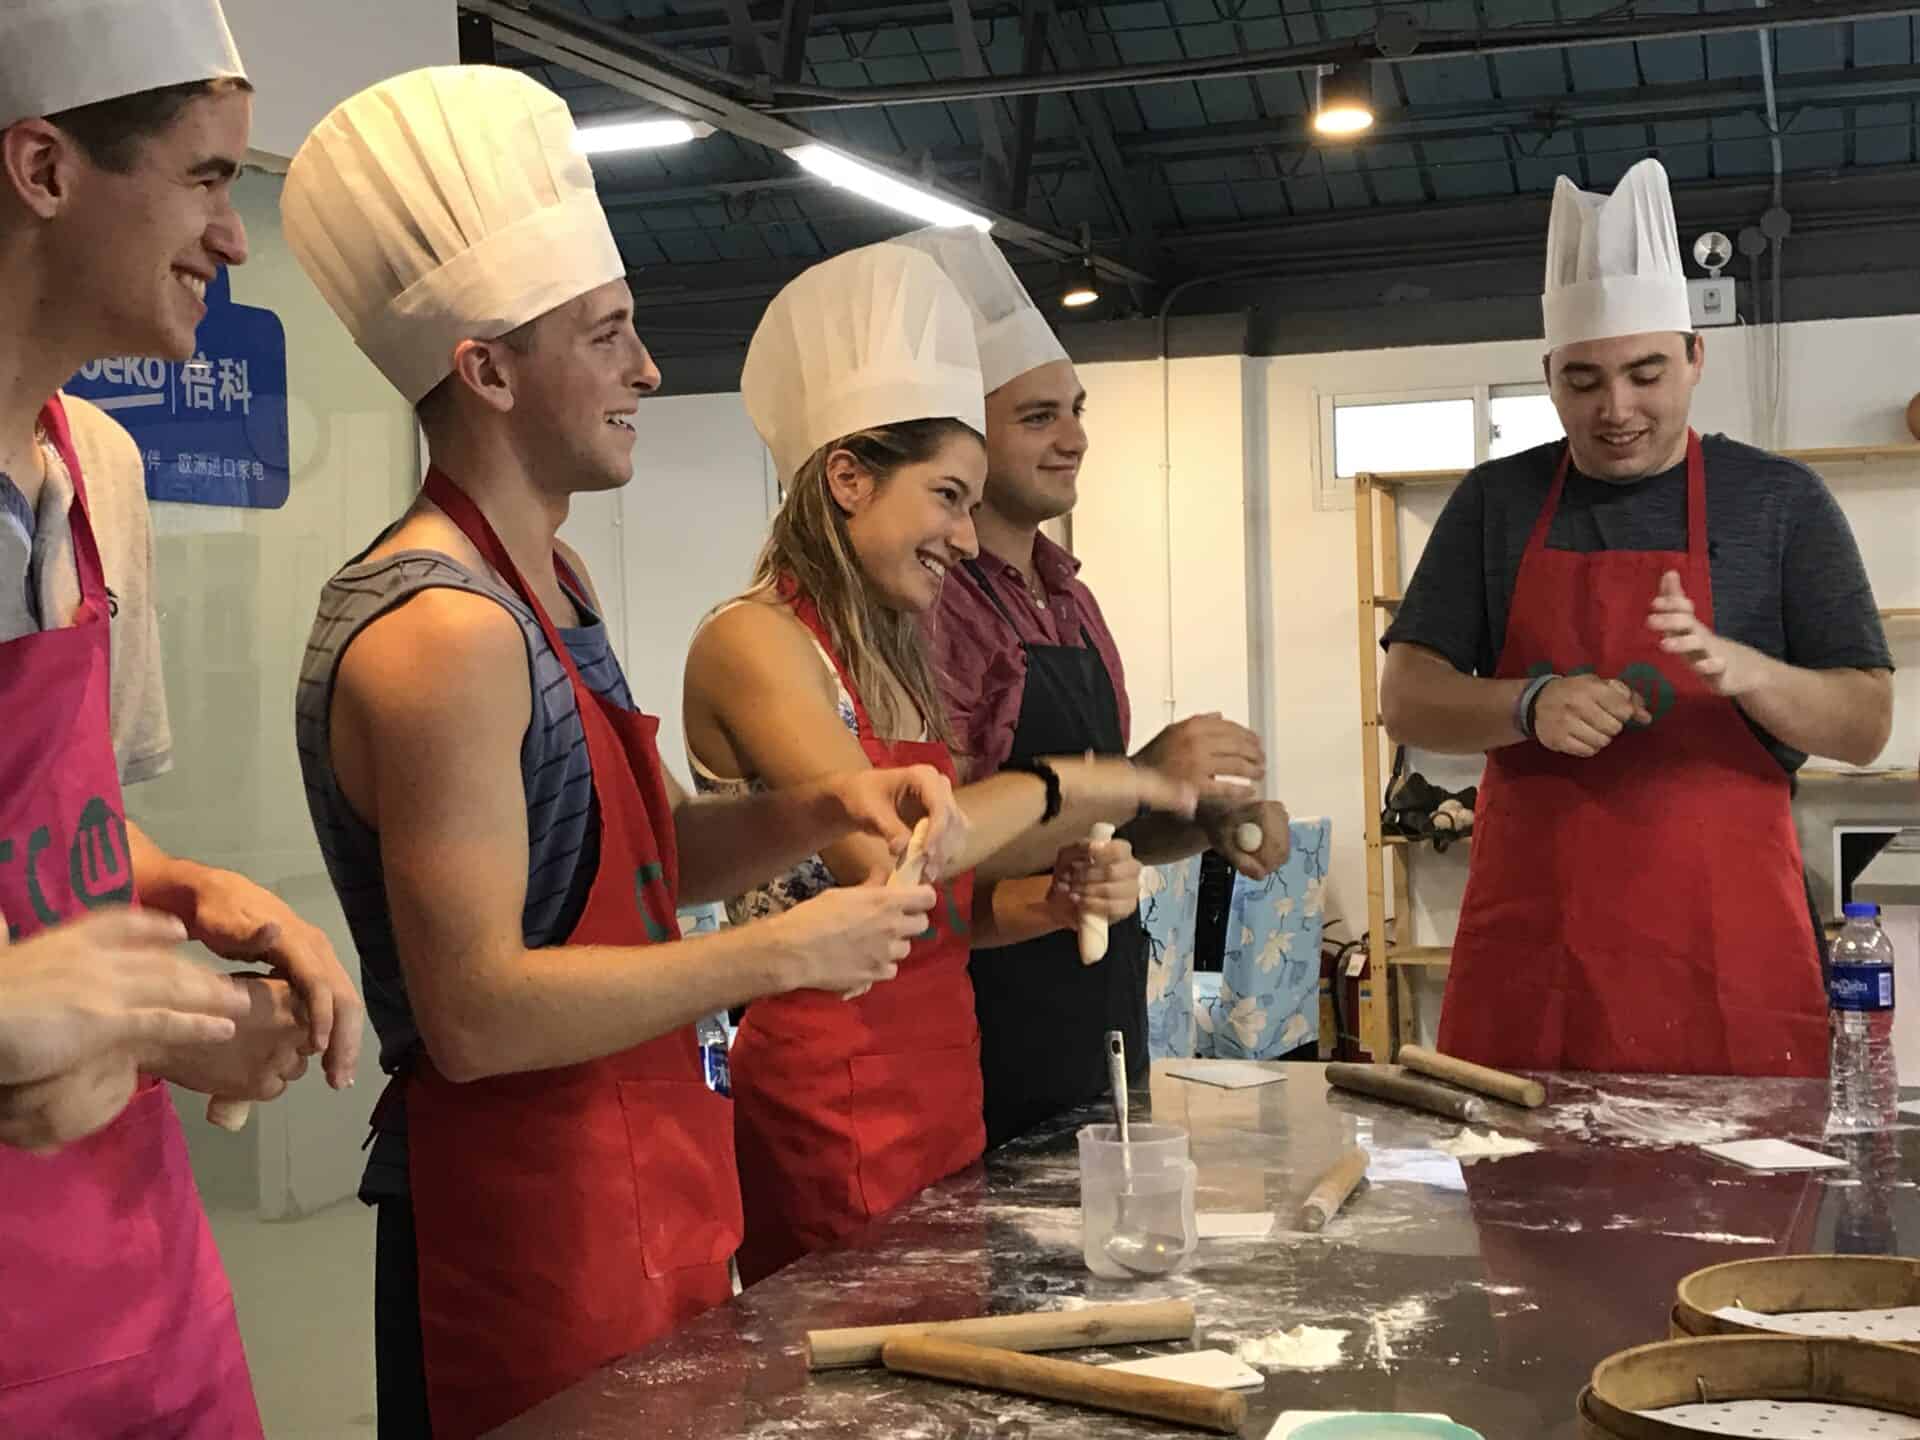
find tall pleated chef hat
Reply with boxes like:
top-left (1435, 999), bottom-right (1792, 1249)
top-left (281, 66), bottom-right (626, 405)
top-left (889, 226), bottom-right (1070, 394)
top-left (743, 242), bottom-right (986, 486)
top-left (0, 0), bottom-right (246, 131)
top-left (1542, 157), bottom-right (1693, 352)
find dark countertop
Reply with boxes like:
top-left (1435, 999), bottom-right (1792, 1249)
top-left (490, 1064), bottom-right (1919, 1440)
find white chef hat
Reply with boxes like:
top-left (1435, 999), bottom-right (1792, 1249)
top-left (0, 0), bottom-right (246, 132)
top-left (281, 66), bottom-right (627, 405)
top-left (1542, 157), bottom-right (1693, 352)
top-left (742, 243), bottom-right (985, 485)
top-left (889, 226), bottom-right (1070, 393)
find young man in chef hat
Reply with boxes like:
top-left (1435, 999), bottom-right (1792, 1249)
top-left (282, 66), bottom-right (959, 1438)
top-left (1381, 157), bottom-right (1893, 1077)
top-left (0, 1), bottom-right (373, 1430)
top-left (894, 226), bottom-right (1293, 1147)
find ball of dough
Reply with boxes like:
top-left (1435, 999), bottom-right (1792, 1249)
top-left (1234, 821), bottom-right (1264, 853)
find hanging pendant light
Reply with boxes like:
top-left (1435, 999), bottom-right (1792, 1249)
top-left (1313, 61), bottom-right (1375, 137)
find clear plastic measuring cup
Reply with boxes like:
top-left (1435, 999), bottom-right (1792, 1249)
top-left (1077, 1122), bottom-right (1198, 1279)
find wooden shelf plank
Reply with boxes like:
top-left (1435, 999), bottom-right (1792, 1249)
top-left (1386, 945), bottom-right (1453, 969)
top-left (1881, 608), bottom-right (1920, 621)
top-left (1372, 593), bottom-right (1403, 611)
top-left (1381, 833), bottom-right (1472, 849)
top-left (1799, 768), bottom-right (1920, 783)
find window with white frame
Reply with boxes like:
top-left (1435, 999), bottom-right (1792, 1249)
top-left (1316, 383), bottom-right (1565, 509)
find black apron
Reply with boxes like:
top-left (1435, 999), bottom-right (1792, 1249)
top-left (963, 559), bottom-right (1149, 1149)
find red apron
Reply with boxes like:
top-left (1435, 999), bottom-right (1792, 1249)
top-left (402, 469), bottom-right (742, 1439)
top-left (730, 589), bottom-right (984, 1287)
top-left (0, 396), bottom-right (262, 1436)
top-left (1437, 432), bottom-right (1826, 1077)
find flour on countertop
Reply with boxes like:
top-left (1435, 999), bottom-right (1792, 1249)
top-left (1235, 1325), bottom-right (1349, 1371)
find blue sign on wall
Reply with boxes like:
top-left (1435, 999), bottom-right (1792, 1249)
top-left (64, 268), bottom-right (290, 510)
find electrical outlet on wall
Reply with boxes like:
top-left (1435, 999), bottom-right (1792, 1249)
top-left (1687, 277), bottom-right (1737, 327)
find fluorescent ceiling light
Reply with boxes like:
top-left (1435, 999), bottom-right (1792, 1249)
top-left (788, 144), bottom-right (993, 231)
top-left (1061, 283), bottom-right (1098, 309)
top-left (576, 119), bottom-right (713, 154)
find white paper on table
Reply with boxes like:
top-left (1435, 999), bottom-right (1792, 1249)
top-left (1198, 1211), bottom-right (1278, 1239)
top-left (1165, 1061), bottom-right (1287, 1090)
top-left (1699, 1139), bottom-right (1848, 1172)
top-left (1645, 1401), bottom-right (1920, 1437)
top-left (1716, 1303), bottom-right (1920, 1343)
top-left (1266, 1412), bottom-right (1453, 1440)
top-left (1101, 1349), bottom-right (1265, 1389)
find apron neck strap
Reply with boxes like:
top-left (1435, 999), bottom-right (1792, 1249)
top-left (36, 395), bottom-right (108, 611)
top-left (422, 467), bottom-right (590, 687)
top-left (776, 575), bottom-right (879, 743)
top-left (1530, 429), bottom-right (1708, 562)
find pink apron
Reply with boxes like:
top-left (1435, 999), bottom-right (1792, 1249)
top-left (0, 396), bottom-right (261, 1436)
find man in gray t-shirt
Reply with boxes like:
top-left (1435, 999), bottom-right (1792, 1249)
top-left (1380, 156), bottom-right (1893, 1080)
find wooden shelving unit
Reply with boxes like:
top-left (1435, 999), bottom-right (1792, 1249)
top-left (1353, 441), bottom-right (1920, 1063)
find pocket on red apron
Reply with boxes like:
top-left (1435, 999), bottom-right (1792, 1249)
top-left (850, 1045), bottom-right (985, 1218)
top-left (617, 1079), bottom-right (743, 1278)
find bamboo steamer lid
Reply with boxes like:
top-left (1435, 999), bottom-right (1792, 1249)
top-left (1577, 1334), bottom-right (1920, 1438)
top-left (1675, 1256), bottom-right (1920, 1348)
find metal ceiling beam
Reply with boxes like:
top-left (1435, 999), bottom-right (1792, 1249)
top-left (948, 0), bottom-right (1013, 203)
top-left (1004, 0), bottom-right (1048, 211)
top-left (1041, 0), bottom-right (1157, 272)
top-left (721, 0), bottom-right (776, 75)
top-left (759, 0), bottom-right (1920, 111)
top-left (774, 0), bottom-right (816, 82)
top-left (459, 0), bottom-right (1158, 285)
top-left (588, 63), bottom-right (1920, 217)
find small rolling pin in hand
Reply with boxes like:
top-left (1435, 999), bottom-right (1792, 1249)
top-left (1078, 823), bottom-right (1117, 964)
top-left (845, 818), bottom-right (934, 1001)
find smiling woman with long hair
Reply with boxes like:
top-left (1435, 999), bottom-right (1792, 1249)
top-left (683, 242), bottom-right (1197, 1285)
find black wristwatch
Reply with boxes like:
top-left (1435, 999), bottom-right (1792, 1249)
top-left (1002, 757), bottom-right (1063, 824)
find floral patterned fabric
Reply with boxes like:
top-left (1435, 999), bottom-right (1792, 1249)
top-left (1142, 818), bottom-right (1334, 1061)
top-left (1139, 855), bottom-right (1204, 1060)
top-left (1202, 817), bottom-right (1333, 1059)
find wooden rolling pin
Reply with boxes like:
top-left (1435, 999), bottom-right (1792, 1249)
top-left (1325, 1062), bottom-right (1490, 1124)
top-left (806, 1299), bottom-right (1193, 1371)
top-left (1296, 1143), bottom-right (1369, 1232)
top-left (882, 1336), bottom-right (1246, 1435)
top-left (1399, 1044), bottom-right (1546, 1109)
top-left (1078, 823), bottom-right (1117, 964)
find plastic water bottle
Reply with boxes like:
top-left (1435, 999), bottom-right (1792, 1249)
top-left (697, 1013), bottom-right (732, 1097)
top-left (1825, 902), bottom-right (1898, 1134)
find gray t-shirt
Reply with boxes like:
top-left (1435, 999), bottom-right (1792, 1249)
top-left (0, 395), bottom-right (172, 785)
top-left (1382, 435), bottom-right (1893, 774)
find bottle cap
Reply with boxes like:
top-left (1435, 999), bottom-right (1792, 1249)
top-left (1843, 901), bottom-right (1881, 921)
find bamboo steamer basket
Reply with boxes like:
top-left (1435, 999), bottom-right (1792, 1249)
top-left (1671, 1256), bottom-right (1920, 1348)
top-left (1576, 1334), bottom-right (1920, 1438)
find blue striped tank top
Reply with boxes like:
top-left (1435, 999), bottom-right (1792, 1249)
top-left (296, 547), bottom-right (633, 1200)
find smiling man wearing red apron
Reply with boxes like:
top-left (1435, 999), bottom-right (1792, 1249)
top-left (1381, 158), bottom-right (1894, 1077)
top-left (283, 68), bottom-right (960, 1439)
top-left (0, 3), bottom-right (375, 1432)
top-left (895, 227), bottom-right (1292, 1147)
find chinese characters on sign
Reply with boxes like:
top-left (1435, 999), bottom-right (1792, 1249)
top-left (64, 268), bottom-right (290, 509)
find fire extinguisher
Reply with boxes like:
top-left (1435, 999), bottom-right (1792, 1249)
top-left (1319, 927), bottom-right (1374, 1062)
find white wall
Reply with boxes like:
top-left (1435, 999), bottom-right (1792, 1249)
top-left (225, 0), bottom-right (459, 163)
top-left (560, 394), bottom-right (777, 788)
